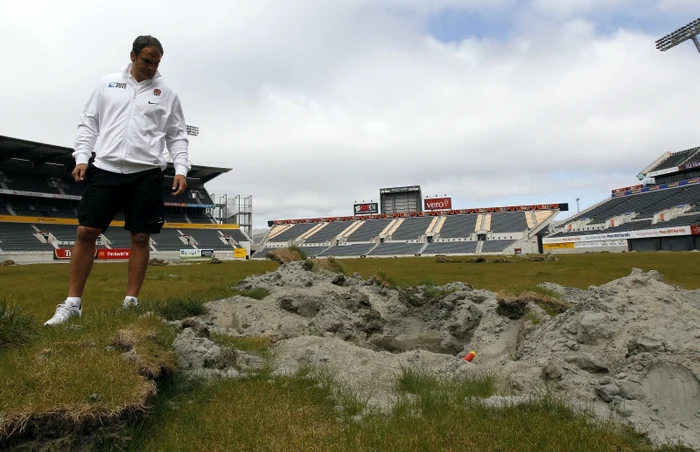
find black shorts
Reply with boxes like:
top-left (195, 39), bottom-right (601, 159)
top-left (77, 164), bottom-right (165, 234)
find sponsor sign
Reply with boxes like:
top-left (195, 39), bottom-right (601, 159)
top-left (691, 224), bottom-right (700, 235)
top-left (270, 202), bottom-right (568, 225)
top-left (424, 197), bottom-right (452, 211)
top-left (164, 202), bottom-right (215, 208)
top-left (646, 167), bottom-right (679, 178)
top-left (543, 242), bottom-right (575, 250)
top-left (543, 226), bottom-right (691, 244)
top-left (234, 248), bottom-right (247, 258)
top-left (179, 249), bottom-right (201, 258)
top-left (200, 249), bottom-right (215, 258)
top-left (0, 189), bottom-right (81, 201)
top-left (97, 248), bottom-right (131, 260)
top-left (612, 184), bottom-right (643, 195)
top-left (379, 185), bottom-right (421, 194)
top-left (54, 248), bottom-right (97, 260)
top-left (354, 202), bottom-right (379, 215)
top-left (574, 240), bottom-right (627, 248)
top-left (680, 160), bottom-right (700, 171)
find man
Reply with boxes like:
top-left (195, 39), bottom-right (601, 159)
top-left (44, 35), bottom-right (191, 326)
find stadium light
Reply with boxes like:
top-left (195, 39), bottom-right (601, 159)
top-left (186, 124), bottom-right (200, 136)
top-left (655, 18), bottom-right (700, 55)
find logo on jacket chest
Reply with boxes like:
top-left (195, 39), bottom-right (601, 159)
top-left (108, 81), bottom-right (127, 89)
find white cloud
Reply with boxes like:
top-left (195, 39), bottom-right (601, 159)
top-left (1, 0), bottom-right (699, 226)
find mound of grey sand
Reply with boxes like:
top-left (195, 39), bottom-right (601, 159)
top-left (171, 262), bottom-right (700, 450)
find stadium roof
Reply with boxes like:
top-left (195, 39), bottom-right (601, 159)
top-left (0, 135), bottom-right (231, 183)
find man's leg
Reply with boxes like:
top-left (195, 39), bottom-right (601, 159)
top-left (126, 232), bottom-right (151, 297)
top-left (68, 226), bottom-right (101, 297)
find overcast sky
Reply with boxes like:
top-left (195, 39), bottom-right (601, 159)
top-left (2, 0), bottom-right (700, 228)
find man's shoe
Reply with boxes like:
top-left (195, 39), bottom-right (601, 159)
top-left (122, 297), bottom-right (139, 310)
top-left (44, 302), bottom-right (82, 326)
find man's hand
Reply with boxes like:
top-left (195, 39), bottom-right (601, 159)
top-left (72, 164), bottom-right (88, 182)
top-left (172, 175), bottom-right (187, 196)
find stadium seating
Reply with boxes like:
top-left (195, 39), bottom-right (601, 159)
top-left (3, 171), bottom-right (58, 194)
top-left (368, 242), bottom-right (423, 256)
top-left (346, 219), bottom-right (393, 242)
top-left (304, 220), bottom-right (355, 243)
top-left (423, 241), bottom-right (478, 255)
top-left (439, 215), bottom-right (478, 239)
top-left (152, 229), bottom-right (190, 251)
top-left (490, 212), bottom-right (528, 233)
top-left (647, 148), bottom-right (699, 172)
top-left (269, 223), bottom-right (317, 242)
top-left (318, 243), bottom-right (375, 257)
top-left (481, 240), bottom-right (515, 253)
top-left (188, 229), bottom-right (234, 250)
top-left (390, 216), bottom-right (433, 240)
top-left (0, 222), bottom-right (54, 252)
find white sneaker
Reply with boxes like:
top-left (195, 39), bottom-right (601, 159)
top-left (44, 302), bottom-right (82, 326)
top-left (122, 297), bottom-right (139, 310)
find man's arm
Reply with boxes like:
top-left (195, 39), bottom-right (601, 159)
top-left (165, 94), bottom-right (191, 195)
top-left (165, 94), bottom-right (191, 177)
top-left (73, 83), bottom-right (102, 168)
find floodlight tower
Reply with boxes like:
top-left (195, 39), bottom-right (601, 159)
top-left (186, 124), bottom-right (200, 136)
top-left (656, 18), bottom-right (700, 55)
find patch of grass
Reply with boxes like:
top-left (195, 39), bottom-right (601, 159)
top-left (0, 300), bottom-right (36, 351)
top-left (397, 369), bottom-right (496, 400)
top-left (497, 286), bottom-right (571, 318)
top-left (266, 246), bottom-right (307, 264)
top-left (340, 253), bottom-right (700, 291)
top-left (523, 310), bottom-right (542, 325)
top-left (232, 287), bottom-right (271, 300)
top-left (150, 298), bottom-right (207, 321)
top-left (313, 256), bottom-right (346, 274)
top-left (374, 270), bottom-right (397, 290)
top-left (210, 333), bottom-right (274, 355)
top-left (130, 370), bottom-right (348, 451)
top-left (502, 285), bottom-right (571, 316)
top-left (0, 309), bottom-right (175, 443)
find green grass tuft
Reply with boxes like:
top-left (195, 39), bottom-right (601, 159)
top-left (0, 300), bottom-right (37, 351)
top-left (150, 298), bottom-right (207, 321)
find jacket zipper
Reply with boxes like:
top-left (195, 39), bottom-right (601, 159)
top-left (120, 84), bottom-right (138, 173)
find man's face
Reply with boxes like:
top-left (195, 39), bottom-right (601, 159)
top-left (130, 46), bottom-right (161, 82)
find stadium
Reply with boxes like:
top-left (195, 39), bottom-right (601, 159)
top-left (0, 134), bottom-right (252, 263)
top-left (2, 131), bottom-right (699, 263)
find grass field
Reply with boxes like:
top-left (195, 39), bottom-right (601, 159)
top-left (1, 252), bottom-right (698, 451)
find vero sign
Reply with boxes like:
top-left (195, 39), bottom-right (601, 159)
top-left (424, 197), bottom-right (452, 211)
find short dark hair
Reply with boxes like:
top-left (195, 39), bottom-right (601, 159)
top-left (132, 35), bottom-right (164, 56)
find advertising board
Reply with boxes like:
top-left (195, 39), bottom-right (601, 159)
top-left (424, 197), bottom-right (452, 211)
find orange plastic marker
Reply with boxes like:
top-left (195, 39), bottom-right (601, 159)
top-left (463, 351), bottom-right (476, 362)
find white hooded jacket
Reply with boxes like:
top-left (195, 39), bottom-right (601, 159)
top-left (73, 63), bottom-right (191, 176)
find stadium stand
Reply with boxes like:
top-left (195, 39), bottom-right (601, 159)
top-left (368, 242), bottom-right (423, 256)
top-left (269, 223), bottom-right (317, 242)
top-left (346, 219), bottom-right (393, 242)
top-left (481, 240), bottom-right (516, 253)
top-left (304, 220), bottom-right (355, 244)
top-left (0, 134), bottom-right (252, 260)
top-left (318, 243), bottom-right (375, 257)
top-left (490, 212), bottom-right (528, 233)
top-left (438, 214), bottom-right (478, 239)
top-left (189, 229), bottom-right (236, 250)
top-left (423, 241), bottom-right (478, 255)
top-left (647, 147), bottom-right (699, 173)
top-left (390, 216), bottom-right (433, 240)
top-left (0, 223), bottom-right (54, 252)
